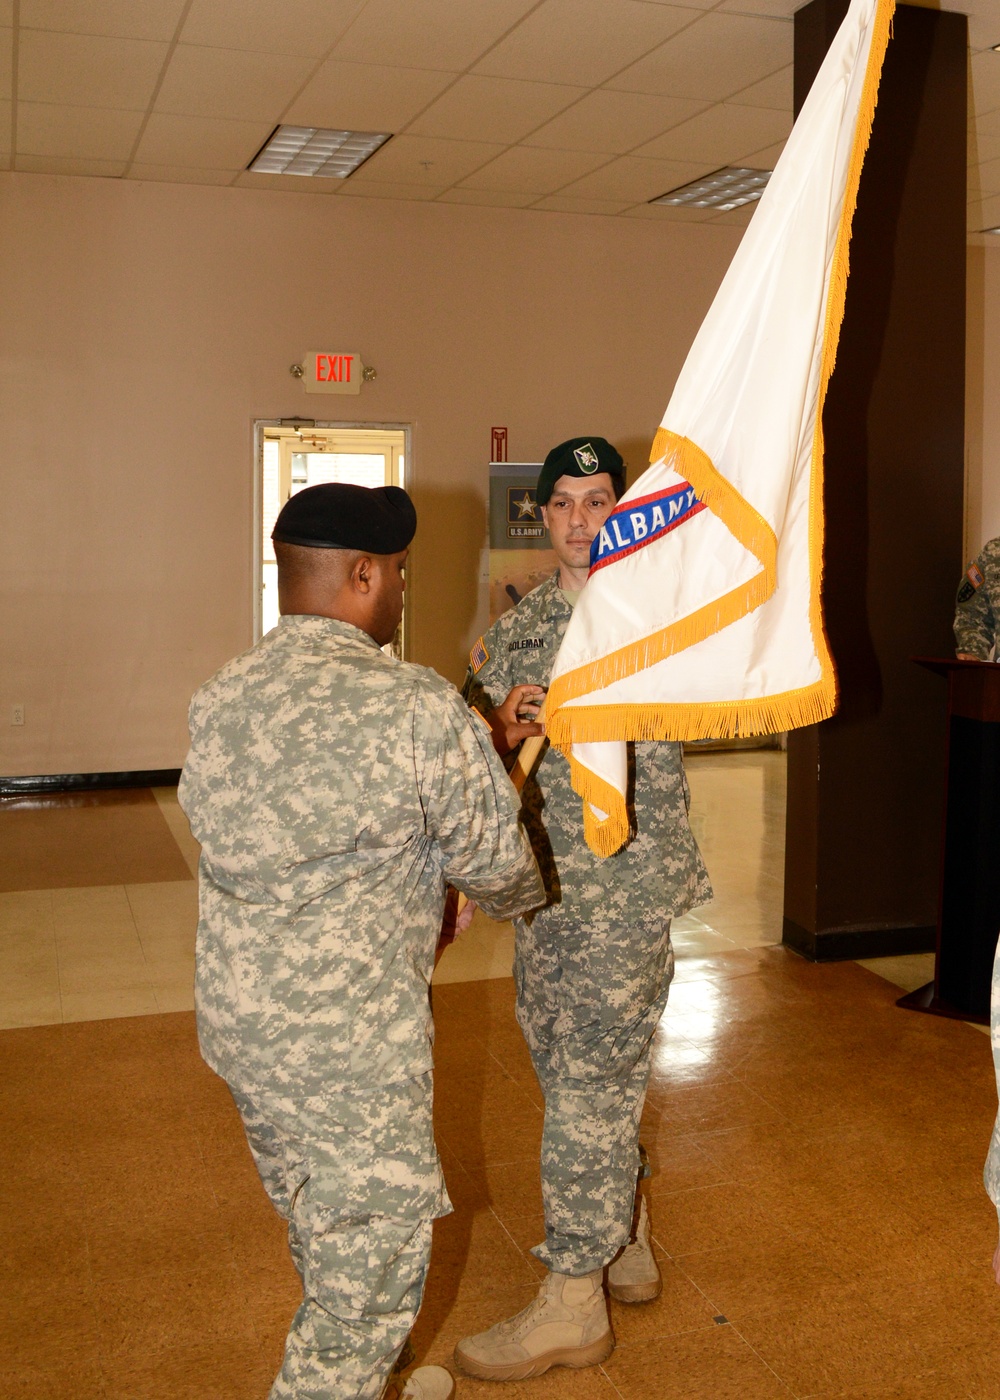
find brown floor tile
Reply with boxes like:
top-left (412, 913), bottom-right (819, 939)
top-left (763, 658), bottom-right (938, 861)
top-left (101, 1334), bottom-right (277, 1400)
top-left (603, 1323), bottom-right (796, 1399)
top-left (92, 1260), bottom-right (249, 1363)
top-left (649, 1180), bottom-right (798, 1259)
top-left (675, 1233), bottom-right (849, 1321)
top-left (423, 1207), bottom-right (539, 1301)
top-left (733, 1287), bottom-right (924, 1396)
top-left (0, 1276), bottom-right (101, 1370)
top-left (0, 1359), bottom-right (109, 1399)
top-left (0, 789), bottom-right (192, 891)
top-left (810, 1376), bottom-right (974, 1400)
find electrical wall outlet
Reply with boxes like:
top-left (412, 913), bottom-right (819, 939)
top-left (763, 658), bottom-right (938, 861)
top-left (11, 704), bottom-right (24, 726)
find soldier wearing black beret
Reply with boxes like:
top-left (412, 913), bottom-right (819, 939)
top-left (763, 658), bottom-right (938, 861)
top-left (180, 481), bottom-right (543, 1400)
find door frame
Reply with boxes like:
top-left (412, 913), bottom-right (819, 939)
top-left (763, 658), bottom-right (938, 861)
top-left (252, 418), bottom-right (413, 649)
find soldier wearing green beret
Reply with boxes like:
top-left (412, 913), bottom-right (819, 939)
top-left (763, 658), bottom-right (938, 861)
top-left (180, 483), bottom-right (544, 1400)
top-left (954, 537), bottom-right (1000, 660)
top-left (455, 439), bottom-right (711, 1381)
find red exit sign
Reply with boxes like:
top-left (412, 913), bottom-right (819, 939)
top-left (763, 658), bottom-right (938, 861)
top-left (304, 350), bottom-right (363, 395)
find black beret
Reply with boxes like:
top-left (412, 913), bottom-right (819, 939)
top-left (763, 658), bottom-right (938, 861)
top-left (272, 483), bottom-right (416, 553)
top-left (536, 437), bottom-right (625, 506)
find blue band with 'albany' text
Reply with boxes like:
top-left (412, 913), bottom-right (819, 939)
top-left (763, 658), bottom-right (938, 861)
top-left (589, 483), bottom-right (705, 574)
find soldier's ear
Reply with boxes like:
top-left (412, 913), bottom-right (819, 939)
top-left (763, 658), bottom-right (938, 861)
top-left (351, 555), bottom-right (374, 594)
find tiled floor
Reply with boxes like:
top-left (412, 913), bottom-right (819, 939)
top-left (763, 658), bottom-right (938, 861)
top-left (3, 752), bottom-right (999, 1399)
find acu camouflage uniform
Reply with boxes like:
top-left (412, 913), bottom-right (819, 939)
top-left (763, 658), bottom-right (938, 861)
top-left (463, 572), bottom-right (712, 1276)
top-left (179, 615), bottom-right (543, 1400)
top-left (954, 538), bottom-right (1000, 659)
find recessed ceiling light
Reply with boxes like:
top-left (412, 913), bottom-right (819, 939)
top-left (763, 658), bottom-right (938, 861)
top-left (248, 125), bottom-right (391, 178)
top-left (651, 166), bottom-right (772, 211)
top-left (991, 42), bottom-right (1000, 52)
top-left (983, 226), bottom-right (1000, 234)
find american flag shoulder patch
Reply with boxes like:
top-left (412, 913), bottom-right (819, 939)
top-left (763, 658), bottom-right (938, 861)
top-left (470, 636), bottom-right (490, 673)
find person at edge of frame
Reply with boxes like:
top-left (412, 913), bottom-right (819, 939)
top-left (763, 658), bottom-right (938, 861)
top-left (454, 437), bottom-right (712, 1382)
top-left (954, 537), bottom-right (1000, 660)
top-left (178, 482), bottom-right (545, 1400)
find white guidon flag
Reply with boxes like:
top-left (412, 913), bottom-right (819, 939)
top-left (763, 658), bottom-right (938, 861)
top-left (543, 0), bottom-right (895, 857)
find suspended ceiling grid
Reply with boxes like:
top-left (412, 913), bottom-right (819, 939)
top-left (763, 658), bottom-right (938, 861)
top-left (0, 0), bottom-right (998, 233)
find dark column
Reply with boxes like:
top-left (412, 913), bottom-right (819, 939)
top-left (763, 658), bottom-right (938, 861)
top-left (783, 1), bottom-right (967, 961)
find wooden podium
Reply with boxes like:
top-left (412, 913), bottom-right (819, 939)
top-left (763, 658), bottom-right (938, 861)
top-left (897, 658), bottom-right (1000, 1024)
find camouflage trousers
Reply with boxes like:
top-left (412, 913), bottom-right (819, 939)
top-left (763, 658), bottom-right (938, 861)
top-left (230, 1073), bottom-right (448, 1400)
top-left (514, 916), bottom-right (673, 1276)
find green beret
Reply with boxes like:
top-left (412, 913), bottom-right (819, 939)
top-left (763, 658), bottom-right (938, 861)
top-left (272, 483), bottom-right (416, 553)
top-left (536, 437), bottom-right (625, 506)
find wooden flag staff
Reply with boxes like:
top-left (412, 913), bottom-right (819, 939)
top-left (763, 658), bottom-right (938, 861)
top-left (454, 699), bottom-right (547, 919)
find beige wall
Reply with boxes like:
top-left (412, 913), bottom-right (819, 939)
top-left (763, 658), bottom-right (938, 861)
top-left (966, 243), bottom-right (1000, 560)
top-left (0, 172), bottom-right (741, 777)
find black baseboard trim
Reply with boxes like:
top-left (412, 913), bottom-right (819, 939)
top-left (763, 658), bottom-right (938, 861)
top-left (0, 769), bottom-right (181, 795)
top-left (782, 918), bottom-right (937, 963)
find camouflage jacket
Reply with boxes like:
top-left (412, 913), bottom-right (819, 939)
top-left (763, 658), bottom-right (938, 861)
top-left (954, 538), bottom-right (1000, 660)
top-left (179, 615), bottom-right (543, 1109)
top-left (463, 572), bottom-right (712, 932)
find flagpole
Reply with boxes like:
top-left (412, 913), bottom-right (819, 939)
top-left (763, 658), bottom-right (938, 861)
top-left (453, 702), bottom-right (547, 921)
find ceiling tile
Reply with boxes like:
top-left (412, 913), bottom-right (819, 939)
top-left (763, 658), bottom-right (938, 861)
top-left (437, 187), bottom-right (537, 207)
top-left (21, 0), bottom-right (186, 40)
top-left (970, 51), bottom-right (1000, 117)
top-left (0, 96), bottom-right (9, 146)
top-left (975, 156), bottom-right (1000, 196)
top-left (17, 102), bottom-right (144, 159)
top-left (285, 60), bottom-right (456, 131)
top-left (181, 0), bottom-right (366, 57)
top-left (525, 89), bottom-right (708, 155)
top-left (332, 0), bottom-right (539, 71)
top-left (557, 153), bottom-right (707, 202)
top-left (233, 169), bottom-right (342, 192)
top-left (739, 138), bottom-right (786, 169)
top-left (459, 145), bottom-right (610, 195)
top-left (968, 11), bottom-right (1000, 53)
top-left (15, 153), bottom-right (126, 176)
top-left (154, 45), bottom-right (314, 122)
top-left (0, 152), bottom-right (10, 169)
top-left (636, 103), bottom-right (790, 164)
top-left (473, 0), bottom-right (701, 87)
top-left (134, 113), bottom-right (274, 169)
top-left (969, 192), bottom-right (1000, 230)
top-left (714, 0), bottom-right (799, 14)
top-left (18, 30), bottom-right (168, 109)
top-left (728, 64), bottom-right (792, 111)
top-left (335, 177), bottom-right (446, 200)
top-left (0, 1), bottom-right (11, 21)
top-left (409, 76), bottom-right (585, 144)
top-left (348, 134), bottom-right (506, 185)
top-left (0, 28), bottom-right (10, 100)
top-left (971, 134), bottom-right (1000, 168)
top-left (608, 12), bottom-right (792, 102)
top-left (127, 163), bottom-right (238, 184)
top-left (622, 200), bottom-right (718, 221)
top-left (531, 193), bottom-right (633, 214)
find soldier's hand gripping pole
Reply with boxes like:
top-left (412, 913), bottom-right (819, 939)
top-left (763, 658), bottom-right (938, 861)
top-left (454, 700), bottom-right (547, 921)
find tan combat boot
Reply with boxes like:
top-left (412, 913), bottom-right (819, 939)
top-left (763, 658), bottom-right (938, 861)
top-left (454, 1269), bottom-right (614, 1380)
top-left (383, 1364), bottom-right (455, 1399)
top-left (607, 1195), bottom-right (662, 1303)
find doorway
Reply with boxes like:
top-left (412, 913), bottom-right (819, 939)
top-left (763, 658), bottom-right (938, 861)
top-left (254, 422), bottom-right (408, 650)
